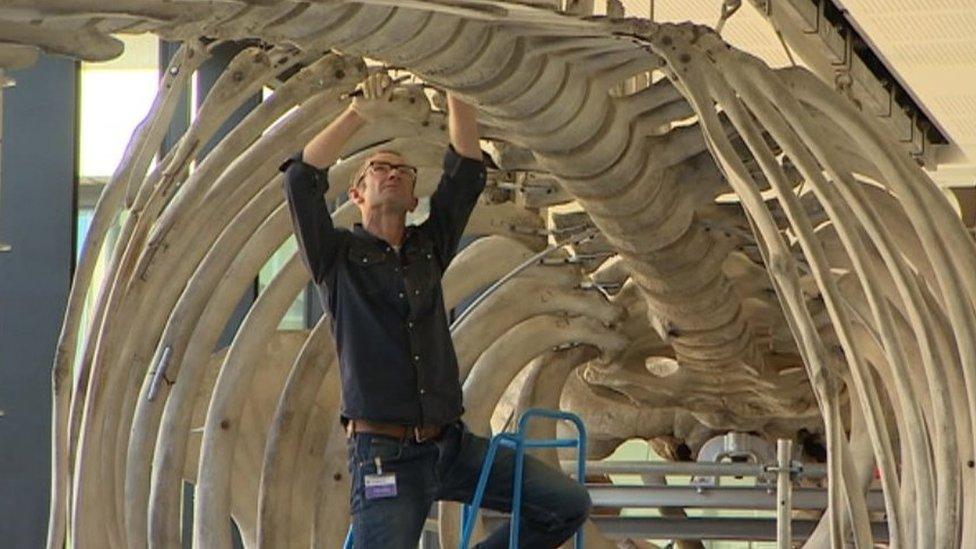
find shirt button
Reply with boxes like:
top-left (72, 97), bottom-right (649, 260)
top-left (413, 289), bottom-right (420, 296)
top-left (420, 389), bottom-right (427, 395)
top-left (398, 292), bottom-right (405, 299)
top-left (361, 257), bottom-right (368, 263)
top-left (426, 253), bottom-right (432, 259)
top-left (407, 321), bottom-right (414, 329)
top-left (413, 355), bottom-right (420, 362)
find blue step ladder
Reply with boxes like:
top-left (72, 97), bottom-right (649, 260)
top-left (459, 408), bottom-right (587, 549)
top-left (343, 408), bottom-right (587, 549)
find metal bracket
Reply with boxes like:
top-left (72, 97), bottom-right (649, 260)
top-left (147, 345), bottom-right (174, 402)
top-left (578, 280), bottom-right (622, 291)
top-left (552, 341), bottom-right (585, 352)
top-left (715, 0), bottom-right (743, 35)
top-left (764, 460), bottom-right (804, 478)
top-left (494, 178), bottom-right (560, 196)
top-left (507, 222), bottom-right (593, 238)
top-left (692, 432), bottom-right (776, 488)
top-left (539, 251), bottom-right (614, 266)
top-left (578, 280), bottom-right (623, 300)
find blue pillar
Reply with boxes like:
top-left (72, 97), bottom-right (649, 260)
top-left (159, 40), bottom-right (191, 161)
top-left (0, 54), bottom-right (78, 546)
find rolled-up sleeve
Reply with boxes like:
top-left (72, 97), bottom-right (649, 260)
top-left (280, 152), bottom-right (345, 284)
top-left (424, 146), bottom-right (487, 269)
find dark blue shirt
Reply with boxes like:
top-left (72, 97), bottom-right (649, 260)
top-left (280, 147), bottom-right (486, 427)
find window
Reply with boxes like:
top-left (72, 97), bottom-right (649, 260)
top-left (259, 235), bottom-right (307, 330)
top-left (75, 35), bottom-right (159, 377)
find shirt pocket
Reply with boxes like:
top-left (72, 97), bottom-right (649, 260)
top-left (347, 242), bottom-right (391, 299)
top-left (403, 239), bottom-right (439, 309)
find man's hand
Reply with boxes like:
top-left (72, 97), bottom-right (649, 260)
top-left (447, 94), bottom-right (482, 161)
top-left (348, 72), bottom-right (431, 126)
top-left (349, 73), bottom-right (396, 122)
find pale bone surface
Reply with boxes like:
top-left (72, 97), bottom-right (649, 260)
top-left (7, 1), bottom-right (975, 548)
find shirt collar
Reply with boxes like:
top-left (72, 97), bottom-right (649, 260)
top-left (353, 223), bottom-right (417, 246)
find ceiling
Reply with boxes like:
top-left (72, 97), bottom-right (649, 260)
top-left (613, 0), bottom-right (976, 187)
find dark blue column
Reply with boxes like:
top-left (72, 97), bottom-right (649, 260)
top-left (159, 40), bottom-right (191, 160)
top-left (0, 54), bottom-right (78, 547)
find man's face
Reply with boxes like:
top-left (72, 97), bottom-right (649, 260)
top-left (349, 152), bottom-right (418, 214)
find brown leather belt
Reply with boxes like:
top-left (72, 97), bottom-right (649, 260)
top-left (346, 419), bottom-right (445, 443)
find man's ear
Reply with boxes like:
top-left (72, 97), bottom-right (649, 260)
top-left (348, 186), bottom-right (363, 205)
top-left (407, 196), bottom-right (419, 213)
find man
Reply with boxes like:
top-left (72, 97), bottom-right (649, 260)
top-left (280, 73), bottom-right (591, 548)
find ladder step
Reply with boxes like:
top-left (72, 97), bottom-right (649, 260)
top-left (522, 438), bottom-right (580, 448)
top-left (495, 436), bottom-right (579, 449)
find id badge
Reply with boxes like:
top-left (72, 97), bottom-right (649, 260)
top-left (364, 456), bottom-right (397, 499)
top-left (364, 472), bottom-right (397, 499)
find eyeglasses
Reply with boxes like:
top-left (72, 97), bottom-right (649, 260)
top-left (366, 161), bottom-right (417, 180)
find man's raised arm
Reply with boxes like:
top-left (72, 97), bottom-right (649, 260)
top-left (281, 73), bottom-right (392, 283)
top-left (302, 73), bottom-right (395, 167)
top-left (447, 94), bottom-right (482, 161)
top-left (425, 94), bottom-right (487, 269)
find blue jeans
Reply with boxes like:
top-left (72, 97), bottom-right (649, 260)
top-left (347, 420), bottom-right (591, 548)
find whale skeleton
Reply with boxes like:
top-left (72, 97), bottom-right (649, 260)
top-left (4, 1), bottom-right (973, 548)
